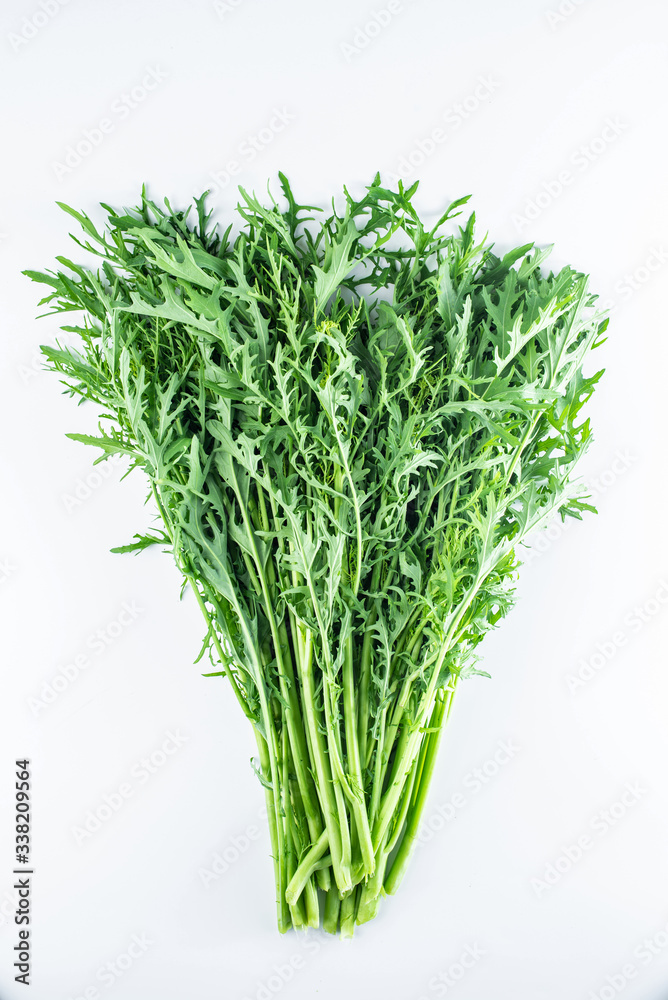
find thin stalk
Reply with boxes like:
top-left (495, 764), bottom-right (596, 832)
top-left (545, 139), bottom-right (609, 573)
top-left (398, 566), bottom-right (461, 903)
top-left (284, 519), bottom-right (354, 892)
top-left (371, 644), bottom-right (449, 851)
top-left (233, 471), bottom-right (323, 856)
top-left (285, 829), bottom-right (330, 905)
top-left (267, 487), bottom-right (332, 893)
top-left (368, 706), bottom-right (388, 827)
top-left (356, 846), bottom-right (389, 925)
top-left (384, 732), bottom-right (419, 854)
top-left (342, 631), bottom-right (375, 876)
top-left (372, 666), bottom-right (420, 803)
top-left (357, 735), bottom-right (421, 923)
top-left (331, 439), bottom-right (363, 597)
top-left (284, 740), bottom-right (306, 930)
top-left (340, 889), bottom-right (357, 939)
top-left (357, 558), bottom-right (383, 771)
top-left (190, 585), bottom-right (255, 722)
top-left (150, 483), bottom-right (253, 719)
top-left (303, 877), bottom-right (320, 929)
top-left (384, 681), bottom-right (457, 895)
top-left (356, 607), bottom-right (377, 770)
top-left (381, 722), bottom-right (411, 813)
top-left (371, 550), bottom-right (508, 851)
top-left (255, 729), bottom-right (290, 933)
top-left (323, 888), bottom-right (341, 935)
top-left (295, 626), bottom-right (349, 892)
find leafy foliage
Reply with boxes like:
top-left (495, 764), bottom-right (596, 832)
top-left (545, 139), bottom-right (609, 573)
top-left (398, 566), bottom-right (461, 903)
top-left (27, 174), bottom-right (605, 936)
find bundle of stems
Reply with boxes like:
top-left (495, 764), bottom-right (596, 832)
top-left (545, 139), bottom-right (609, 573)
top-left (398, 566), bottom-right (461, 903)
top-left (26, 175), bottom-right (604, 935)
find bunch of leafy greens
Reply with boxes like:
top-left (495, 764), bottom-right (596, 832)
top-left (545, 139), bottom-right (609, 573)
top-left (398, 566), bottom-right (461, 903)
top-left (26, 175), bottom-right (605, 936)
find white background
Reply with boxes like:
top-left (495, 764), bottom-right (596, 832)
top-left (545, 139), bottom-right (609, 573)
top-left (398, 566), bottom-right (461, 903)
top-left (1, 1), bottom-right (667, 998)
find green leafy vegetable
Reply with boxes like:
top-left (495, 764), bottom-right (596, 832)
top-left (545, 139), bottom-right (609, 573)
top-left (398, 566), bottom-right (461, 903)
top-left (26, 174), bottom-right (605, 937)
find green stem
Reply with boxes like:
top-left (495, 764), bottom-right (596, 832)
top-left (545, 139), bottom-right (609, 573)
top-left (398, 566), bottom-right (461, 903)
top-left (357, 607), bottom-right (377, 770)
top-left (285, 523), bottom-right (353, 892)
top-left (357, 558), bottom-right (384, 776)
top-left (385, 680), bottom-right (458, 895)
top-left (267, 489), bottom-right (332, 894)
top-left (296, 626), bottom-right (348, 892)
top-left (342, 631), bottom-right (375, 877)
top-left (255, 729), bottom-right (290, 933)
top-left (357, 745), bottom-right (422, 923)
top-left (303, 877), bottom-right (320, 928)
top-left (284, 775), bottom-right (305, 929)
top-left (234, 474), bottom-right (324, 853)
top-left (285, 829), bottom-right (329, 905)
top-left (323, 887), bottom-right (341, 934)
top-left (340, 889), bottom-right (357, 939)
top-left (385, 744), bottom-right (420, 856)
top-left (356, 849), bottom-right (389, 925)
top-left (371, 645), bottom-right (449, 851)
top-left (368, 706), bottom-right (387, 827)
